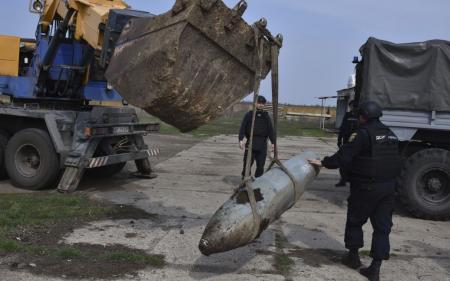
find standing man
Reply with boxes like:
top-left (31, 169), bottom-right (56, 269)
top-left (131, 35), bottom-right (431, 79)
top-left (336, 100), bottom-right (359, 186)
top-left (239, 96), bottom-right (275, 179)
top-left (308, 101), bottom-right (400, 281)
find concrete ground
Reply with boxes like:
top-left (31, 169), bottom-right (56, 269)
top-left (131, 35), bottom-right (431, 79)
top-left (1, 134), bottom-right (449, 281)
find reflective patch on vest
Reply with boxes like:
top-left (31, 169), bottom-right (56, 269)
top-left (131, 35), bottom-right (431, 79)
top-left (376, 135), bottom-right (386, 141)
top-left (349, 132), bottom-right (357, 142)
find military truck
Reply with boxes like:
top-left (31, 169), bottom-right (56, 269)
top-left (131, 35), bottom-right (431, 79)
top-left (342, 37), bottom-right (450, 220)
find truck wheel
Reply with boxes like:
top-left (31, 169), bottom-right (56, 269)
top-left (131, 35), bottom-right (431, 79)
top-left (0, 130), bottom-right (9, 180)
top-left (5, 129), bottom-right (60, 190)
top-left (398, 148), bottom-right (450, 220)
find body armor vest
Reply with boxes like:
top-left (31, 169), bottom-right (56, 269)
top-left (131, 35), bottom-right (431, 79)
top-left (343, 113), bottom-right (359, 143)
top-left (349, 121), bottom-right (401, 182)
top-left (347, 115), bottom-right (359, 133)
top-left (246, 110), bottom-right (269, 138)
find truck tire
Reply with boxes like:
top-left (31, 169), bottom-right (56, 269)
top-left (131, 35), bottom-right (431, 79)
top-left (0, 130), bottom-right (9, 180)
top-left (5, 129), bottom-right (60, 190)
top-left (398, 148), bottom-right (450, 220)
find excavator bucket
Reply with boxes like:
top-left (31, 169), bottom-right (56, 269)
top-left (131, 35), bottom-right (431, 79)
top-left (106, 0), bottom-right (278, 132)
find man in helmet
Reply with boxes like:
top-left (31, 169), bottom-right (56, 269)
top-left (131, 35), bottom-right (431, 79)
top-left (239, 96), bottom-right (275, 179)
top-left (336, 100), bottom-right (359, 187)
top-left (308, 101), bottom-right (400, 281)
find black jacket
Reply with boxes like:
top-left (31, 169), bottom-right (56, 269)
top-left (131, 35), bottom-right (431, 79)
top-left (239, 110), bottom-right (275, 151)
top-left (322, 119), bottom-right (400, 183)
top-left (338, 111), bottom-right (359, 146)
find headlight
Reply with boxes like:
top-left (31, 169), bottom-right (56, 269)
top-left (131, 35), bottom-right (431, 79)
top-left (29, 0), bottom-right (45, 14)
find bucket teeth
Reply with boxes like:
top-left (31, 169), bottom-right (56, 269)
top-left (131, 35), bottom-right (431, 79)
top-left (106, 0), bottom-right (277, 132)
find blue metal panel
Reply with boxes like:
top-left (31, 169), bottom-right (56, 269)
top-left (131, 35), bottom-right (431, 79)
top-left (0, 76), bottom-right (34, 97)
top-left (82, 81), bottom-right (122, 101)
top-left (3, 27), bottom-right (122, 102)
top-left (1, 75), bottom-right (122, 101)
top-left (36, 38), bottom-right (87, 81)
top-left (0, 76), bottom-right (10, 92)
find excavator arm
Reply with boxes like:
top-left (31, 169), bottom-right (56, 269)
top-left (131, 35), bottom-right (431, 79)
top-left (29, 0), bottom-right (282, 132)
top-left (36, 0), bottom-right (129, 50)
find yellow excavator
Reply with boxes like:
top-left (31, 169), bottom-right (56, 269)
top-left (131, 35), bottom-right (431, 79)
top-left (0, 0), bottom-right (280, 192)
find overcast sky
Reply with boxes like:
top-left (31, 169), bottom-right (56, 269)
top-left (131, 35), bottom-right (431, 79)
top-left (1, 1), bottom-right (450, 105)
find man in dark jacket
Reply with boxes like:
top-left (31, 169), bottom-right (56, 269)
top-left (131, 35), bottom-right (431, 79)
top-left (308, 101), bottom-right (400, 281)
top-left (239, 96), bottom-right (275, 179)
top-left (336, 100), bottom-right (359, 186)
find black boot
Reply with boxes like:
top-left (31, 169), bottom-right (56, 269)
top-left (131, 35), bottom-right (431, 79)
top-left (359, 259), bottom-right (381, 281)
top-left (341, 249), bottom-right (361, 269)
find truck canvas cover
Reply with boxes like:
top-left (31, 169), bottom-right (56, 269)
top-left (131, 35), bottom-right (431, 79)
top-left (357, 37), bottom-right (450, 111)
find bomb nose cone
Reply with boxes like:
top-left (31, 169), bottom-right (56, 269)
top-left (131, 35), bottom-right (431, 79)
top-left (199, 238), bottom-right (212, 256)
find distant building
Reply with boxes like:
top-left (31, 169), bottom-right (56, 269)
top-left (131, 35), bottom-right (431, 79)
top-left (335, 74), bottom-right (356, 129)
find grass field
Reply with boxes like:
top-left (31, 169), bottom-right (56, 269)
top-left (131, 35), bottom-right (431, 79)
top-left (141, 114), bottom-right (334, 139)
top-left (0, 193), bottom-right (165, 278)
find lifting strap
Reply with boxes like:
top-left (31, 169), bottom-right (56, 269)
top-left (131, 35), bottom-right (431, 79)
top-left (241, 24), bottom-right (265, 234)
top-left (266, 42), bottom-right (300, 204)
top-left (240, 22), bottom-right (296, 237)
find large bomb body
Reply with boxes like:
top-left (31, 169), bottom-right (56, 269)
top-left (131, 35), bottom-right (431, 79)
top-left (199, 152), bottom-right (319, 255)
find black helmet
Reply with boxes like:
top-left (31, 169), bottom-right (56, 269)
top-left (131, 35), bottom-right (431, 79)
top-left (358, 101), bottom-right (382, 119)
top-left (257, 96), bottom-right (267, 104)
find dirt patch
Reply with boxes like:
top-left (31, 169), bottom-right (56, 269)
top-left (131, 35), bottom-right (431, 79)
top-left (0, 193), bottom-right (164, 279)
top-left (288, 247), bottom-right (343, 268)
top-left (10, 243), bottom-right (164, 279)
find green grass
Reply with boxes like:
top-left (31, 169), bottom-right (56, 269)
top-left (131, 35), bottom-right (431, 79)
top-left (273, 232), bottom-right (295, 275)
top-left (0, 240), bottom-right (22, 253)
top-left (273, 253), bottom-right (295, 274)
top-left (57, 247), bottom-right (84, 259)
top-left (0, 193), bottom-right (110, 234)
top-left (141, 115), bottom-right (333, 139)
top-left (0, 193), bottom-right (165, 269)
top-left (275, 232), bottom-right (288, 249)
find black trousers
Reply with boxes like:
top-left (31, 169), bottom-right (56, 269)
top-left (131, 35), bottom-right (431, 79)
top-left (345, 181), bottom-right (395, 260)
top-left (241, 149), bottom-right (267, 178)
top-left (339, 168), bottom-right (348, 182)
